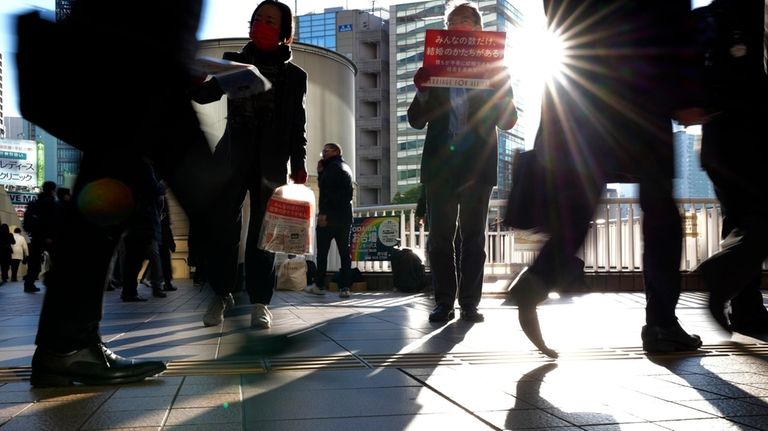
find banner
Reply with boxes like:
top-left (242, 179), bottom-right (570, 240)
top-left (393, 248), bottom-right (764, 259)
top-left (350, 216), bottom-right (400, 261)
top-left (422, 29), bottom-right (506, 89)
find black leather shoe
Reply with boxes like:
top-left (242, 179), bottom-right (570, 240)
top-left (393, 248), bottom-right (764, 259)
top-left (31, 344), bottom-right (166, 387)
top-left (121, 295), bottom-right (148, 302)
top-left (152, 289), bottom-right (167, 298)
top-left (506, 268), bottom-right (549, 307)
top-left (429, 304), bottom-right (455, 322)
top-left (162, 283), bottom-right (178, 291)
top-left (508, 269), bottom-right (558, 358)
top-left (24, 286), bottom-right (41, 293)
top-left (460, 307), bottom-right (485, 322)
top-left (641, 323), bottom-right (702, 353)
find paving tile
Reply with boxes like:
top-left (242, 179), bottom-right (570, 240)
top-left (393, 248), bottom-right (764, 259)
top-left (654, 417), bottom-right (760, 430)
top-left (477, 408), bottom-right (575, 429)
top-left (1, 289), bottom-right (768, 430)
top-left (164, 405), bottom-right (243, 425)
top-left (80, 408), bottom-right (169, 430)
top-left (242, 386), bottom-right (465, 421)
top-left (244, 412), bottom-right (495, 431)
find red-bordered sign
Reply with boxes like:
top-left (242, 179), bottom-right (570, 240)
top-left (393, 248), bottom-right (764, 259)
top-left (422, 29), bottom-right (506, 89)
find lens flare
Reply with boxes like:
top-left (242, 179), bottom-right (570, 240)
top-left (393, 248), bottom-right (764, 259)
top-left (77, 178), bottom-right (135, 226)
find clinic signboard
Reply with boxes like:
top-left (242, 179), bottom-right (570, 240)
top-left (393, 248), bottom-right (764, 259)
top-left (0, 140), bottom-right (38, 188)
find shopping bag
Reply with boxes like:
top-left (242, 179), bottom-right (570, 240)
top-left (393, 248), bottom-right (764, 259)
top-left (275, 255), bottom-right (307, 291)
top-left (258, 183), bottom-right (315, 255)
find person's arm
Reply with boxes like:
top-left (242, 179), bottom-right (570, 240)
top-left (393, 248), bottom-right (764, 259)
top-left (407, 67), bottom-right (437, 130)
top-left (289, 69), bottom-right (308, 184)
top-left (190, 77), bottom-right (225, 104)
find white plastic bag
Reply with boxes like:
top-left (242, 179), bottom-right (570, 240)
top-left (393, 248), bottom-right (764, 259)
top-left (258, 183), bottom-right (315, 255)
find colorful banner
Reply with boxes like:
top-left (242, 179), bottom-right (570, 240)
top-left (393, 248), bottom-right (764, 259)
top-left (350, 216), bottom-right (400, 261)
top-left (422, 29), bottom-right (506, 89)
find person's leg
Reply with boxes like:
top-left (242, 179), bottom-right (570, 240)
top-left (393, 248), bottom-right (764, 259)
top-left (313, 226), bottom-right (333, 290)
top-left (244, 182), bottom-right (278, 306)
top-left (456, 183), bottom-right (492, 311)
top-left (638, 174), bottom-right (702, 351)
top-left (10, 259), bottom-right (20, 282)
top-left (425, 182), bottom-right (460, 320)
top-left (24, 240), bottom-right (43, 291)
top-left (120, 231), bottom-right (150, 301)
top-left (333, 224), bottom-right (353, 296)
top-left (158, 243), bottom-right (175, 289)
top-left (509, 167), bottom-right (600, 358)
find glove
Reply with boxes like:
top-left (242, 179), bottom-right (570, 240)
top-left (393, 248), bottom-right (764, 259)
top-left (413, 67), bottom-right (432, 92)
top-left (290, 169), bottom-right (308, 184)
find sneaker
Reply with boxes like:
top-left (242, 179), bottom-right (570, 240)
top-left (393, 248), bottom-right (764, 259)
top-left (641, 323), bottom-right (702, 353)
top-left (339, 288), bottom-right (350, 299)
top-left (306, 284), bottom-right (326, 295)
top-left (203, 293), bottom-right (235, 327)
top-left (251, 303), bottom-right (272, 329)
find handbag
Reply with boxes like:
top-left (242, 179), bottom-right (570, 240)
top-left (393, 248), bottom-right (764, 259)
top-left (503, 149), bottom-right (552, 231)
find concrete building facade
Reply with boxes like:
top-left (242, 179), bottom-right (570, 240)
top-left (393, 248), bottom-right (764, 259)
top-left (296, 8), bottom-right (391, 205)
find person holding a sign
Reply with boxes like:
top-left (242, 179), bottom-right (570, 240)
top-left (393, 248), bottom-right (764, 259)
top-left (408, 2), bottom-right (518, 323)
top-left (192, 0), bottom-right (308, 329)
top-left (307, 143), bottom-right (354, 298)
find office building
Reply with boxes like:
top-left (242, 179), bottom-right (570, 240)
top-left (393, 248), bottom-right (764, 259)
top-left (296, 7), bottom-right (391, 205)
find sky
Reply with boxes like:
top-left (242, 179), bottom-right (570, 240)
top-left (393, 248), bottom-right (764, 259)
top-left (1, 0), bottom-right (712, 119)
top-left (0, 0), bottom-right (402, 118)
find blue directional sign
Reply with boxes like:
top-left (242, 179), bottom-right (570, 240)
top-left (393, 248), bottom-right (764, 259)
top-left (338, 24), bottom-right (352, 32)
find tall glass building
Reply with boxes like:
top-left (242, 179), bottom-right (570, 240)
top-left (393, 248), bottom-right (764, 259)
top-left (389, 0), bottom-right (526, 198)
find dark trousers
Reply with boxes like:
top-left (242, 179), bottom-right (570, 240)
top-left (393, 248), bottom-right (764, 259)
top-left (121, 234), bottom-right (157, 298)
top-left (206, 172), bottom-right (278, 306)
top-left (426, 181), bottom-right (492, 310)
top-left (24, 240), bottom-right (45, 287)
top-left (315, 224), bottom-right (352, 288)
top-left (530, 172), bottom-right (682, 327)
top-left (699, 111), bottom-right (768, 319)
top-left (10, 259), bottom-right (22, 281)
top-left (1, 258), bottom-right (11, 282)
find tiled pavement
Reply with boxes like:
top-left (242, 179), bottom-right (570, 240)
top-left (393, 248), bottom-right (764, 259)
top-left (1, 280), bottom-right (768, 430)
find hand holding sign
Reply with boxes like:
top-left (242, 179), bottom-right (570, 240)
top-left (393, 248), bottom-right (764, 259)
top-left (413, 67), bottom-right (433, 92)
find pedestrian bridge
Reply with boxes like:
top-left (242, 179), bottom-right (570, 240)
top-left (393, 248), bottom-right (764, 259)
top-left (340, 198), bottom-right (735, 279)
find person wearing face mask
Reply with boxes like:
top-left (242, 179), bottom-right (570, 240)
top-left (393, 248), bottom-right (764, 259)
top-left (192, 0), bottom-right (308, 329)
top-left (407, 1), bottom-right (518, 324)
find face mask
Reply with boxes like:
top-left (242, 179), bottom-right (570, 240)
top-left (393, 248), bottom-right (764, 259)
top-left (250, 22), bottom-right (281, 52)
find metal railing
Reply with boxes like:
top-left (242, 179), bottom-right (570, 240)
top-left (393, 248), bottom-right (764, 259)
top-left (319, 198), bottom-right (736, 276)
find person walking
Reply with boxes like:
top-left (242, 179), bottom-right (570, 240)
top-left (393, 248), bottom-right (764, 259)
top-left (694, 0), bottom-right (768, 333)
top-left (506, 0), bottom-right (708, 357)
top-left (16, 0), bottom-right (222, 386)
top-left (306, 143), bottom-right (354, 298)
top-left (407, 2), bottom-right (518, 323)
top-left (0, 224), bottom-right (16, 284)
top-left (10, 228), bottom-right (29, 283)
top-left (192, 0), bottom-right (308, 330)
top-left (22, 181), bottom-right (57, 293)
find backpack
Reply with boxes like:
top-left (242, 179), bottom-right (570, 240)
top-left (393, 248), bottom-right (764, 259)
top-left (390, 248), bottom-right (426, 292)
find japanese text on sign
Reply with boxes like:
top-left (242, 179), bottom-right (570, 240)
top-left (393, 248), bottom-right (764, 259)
top-left (422, 29), bottom-right (506, 89)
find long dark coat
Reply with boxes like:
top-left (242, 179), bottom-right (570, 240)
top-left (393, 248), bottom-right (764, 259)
top-left (408, 86), bottom-right (517, 187)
